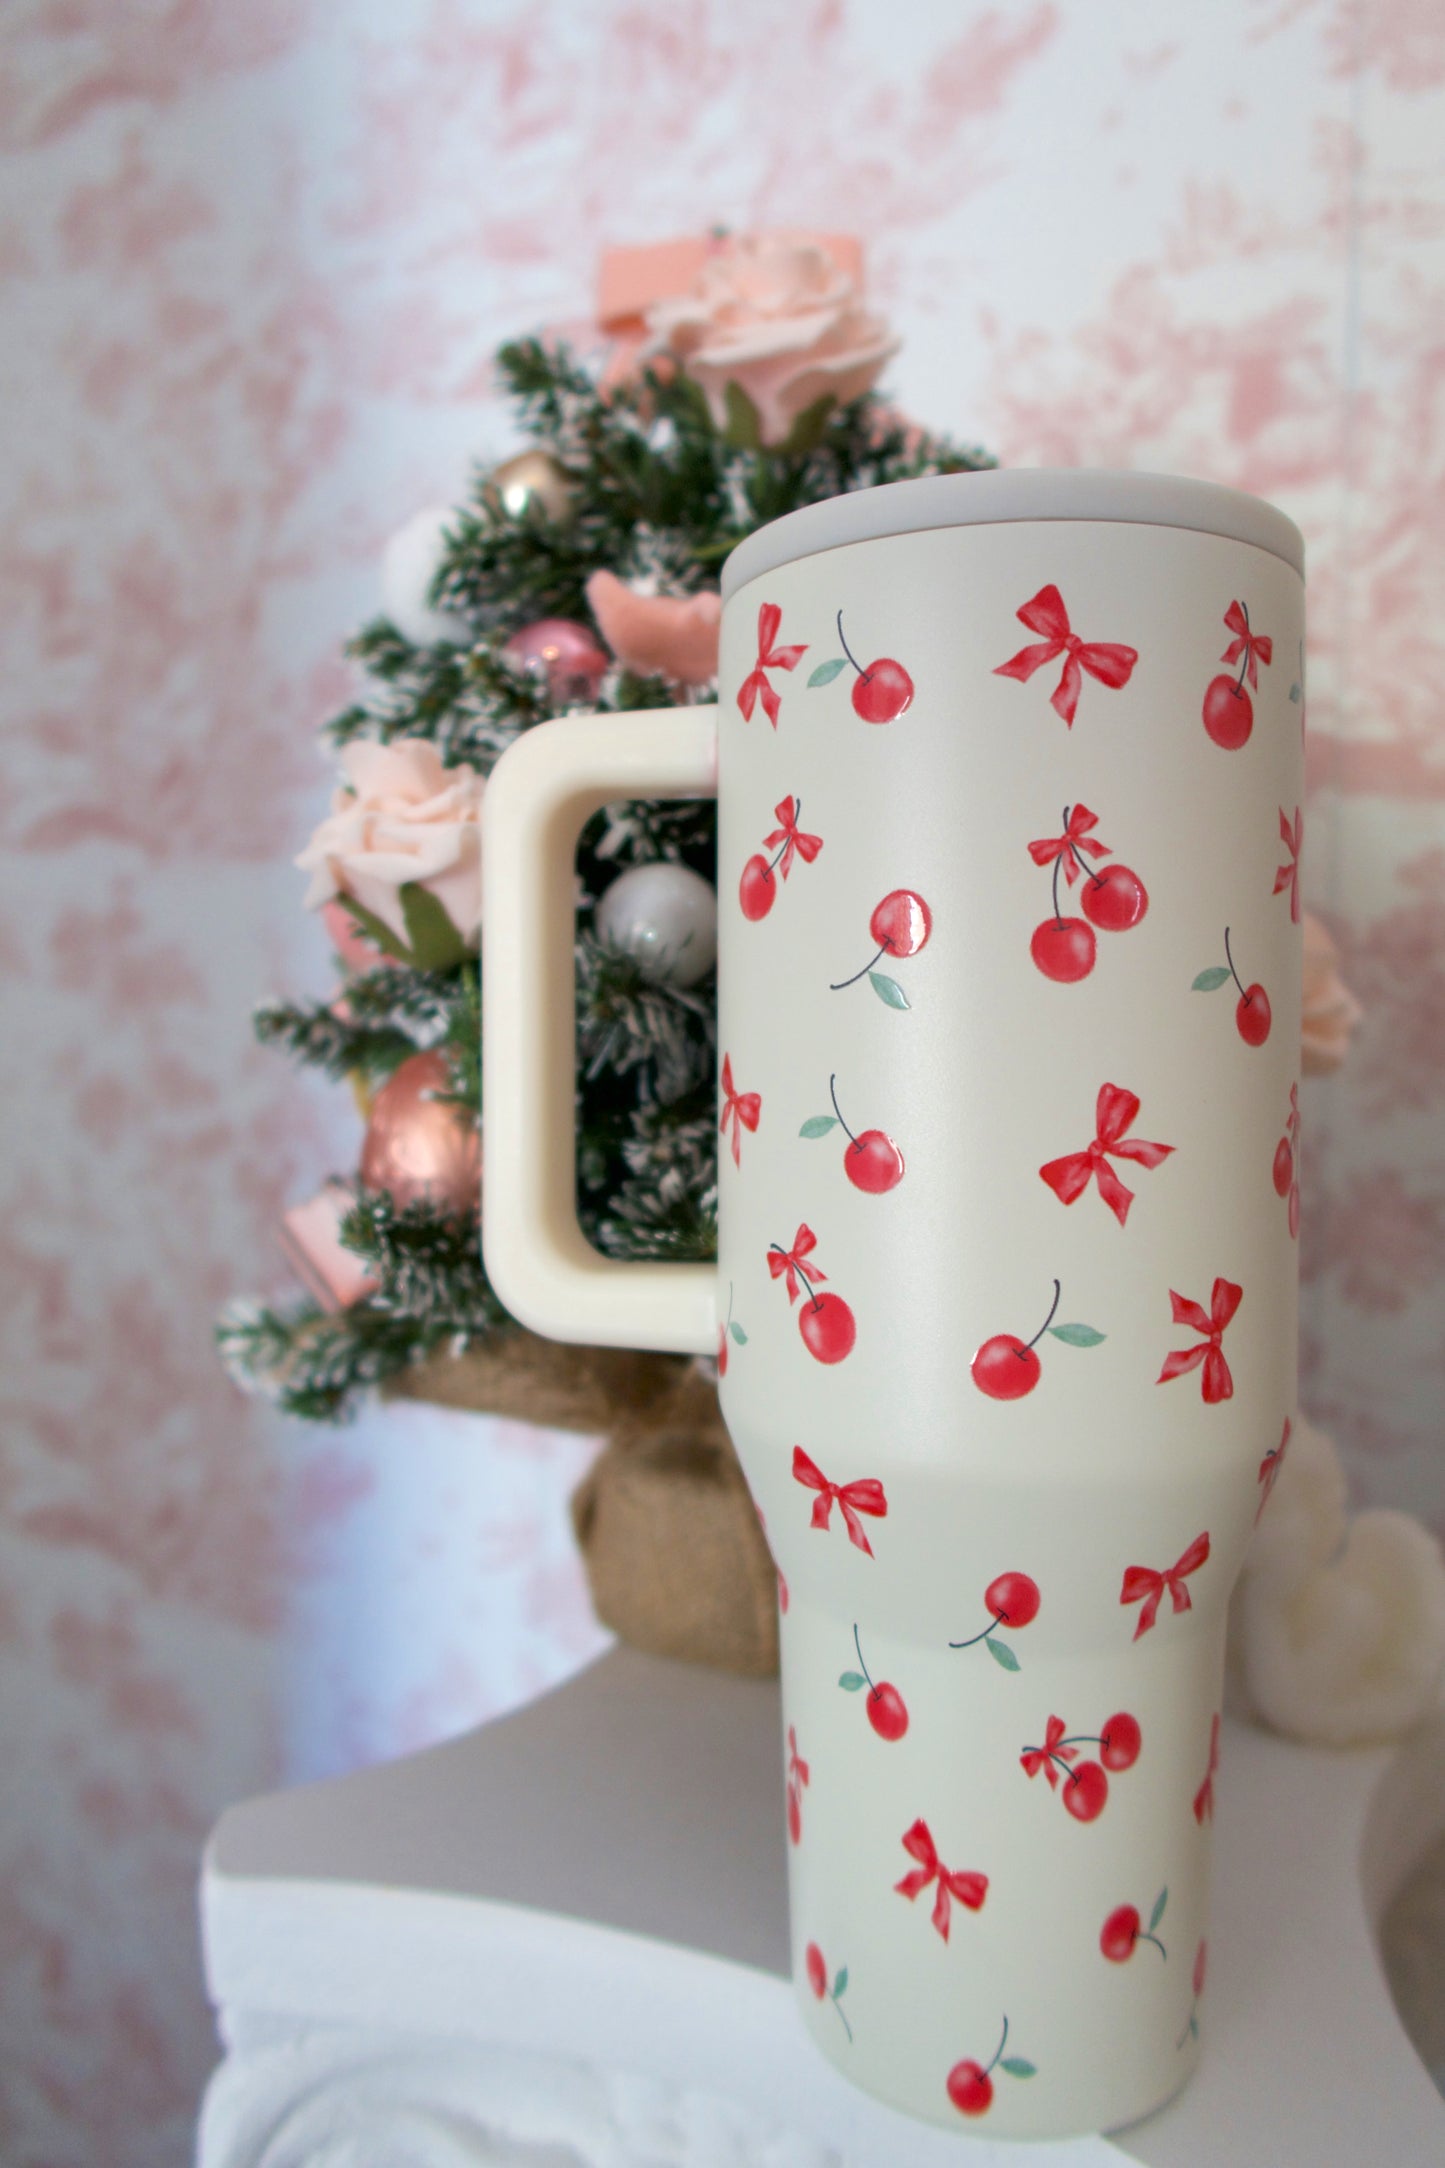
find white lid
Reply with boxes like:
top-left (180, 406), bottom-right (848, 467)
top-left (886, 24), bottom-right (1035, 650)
top-left (720, 467), bottom-right (1304, 599)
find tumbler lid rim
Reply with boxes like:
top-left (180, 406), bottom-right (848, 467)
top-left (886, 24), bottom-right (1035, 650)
top-left (721, 468), bottom-right (1305, 599)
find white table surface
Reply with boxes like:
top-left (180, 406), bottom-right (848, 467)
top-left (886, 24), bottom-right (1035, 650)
top-left (197, 1647), bottom-right (1445, 2166)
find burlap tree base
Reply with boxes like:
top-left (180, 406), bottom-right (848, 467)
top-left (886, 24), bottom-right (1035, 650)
top-left (388, 1330), bottom-right (780, 1678)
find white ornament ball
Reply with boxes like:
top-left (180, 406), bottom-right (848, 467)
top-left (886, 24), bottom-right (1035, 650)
top-left (381, 504), bottom-right (472, 648)
top-left (594, 863), bottom-right (718, 988)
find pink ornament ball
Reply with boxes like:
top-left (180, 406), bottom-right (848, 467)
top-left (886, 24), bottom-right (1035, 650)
top-left (359, 1050), bottom-right (481, 1214)
top-left (502, 617), bottom-right (610, 708)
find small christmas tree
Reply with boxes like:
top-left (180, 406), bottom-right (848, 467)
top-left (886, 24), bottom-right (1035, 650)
top-left (219, 234), bottom-right (991, 1420)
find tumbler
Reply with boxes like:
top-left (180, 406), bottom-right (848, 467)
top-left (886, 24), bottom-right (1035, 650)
top-left (481, 469), bottom-right (1304, 2138)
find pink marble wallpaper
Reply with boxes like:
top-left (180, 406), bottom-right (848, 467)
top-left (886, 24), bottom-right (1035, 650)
top-left (0, 2), bottom-right (1441, 2159)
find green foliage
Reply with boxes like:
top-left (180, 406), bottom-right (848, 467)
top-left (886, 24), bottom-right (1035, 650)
top-left (230, 327), bottom-right (990, 1418)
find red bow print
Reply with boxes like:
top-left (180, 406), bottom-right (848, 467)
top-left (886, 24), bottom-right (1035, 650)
top-left (894, 1819), bottom-right (989, 1942)
top-left (1027, 802), bottom-right (1110, 885)
top-left (1019, 1714), bottom-right (1076, 1790)
top-left (1158, 1278), bottom-right (1243, 1404)
top-left (1222, 600), bottom-right (1272, 689)
top-left (718, 1054), bottom-right (761, 1168)
top-left (1256, 1415), bottom-right (1292, 1523)
top-left (769, 1224), bottom-right (824, 1305)
top-left (1193, 1712), bottom-right (1221, 1825)
top-left (1274, 806), bottom-right (1302, 924)
top-left (994, 584), bottom-right (1138, 726)
top-left (1040, 1083), bottom-right (1174, 1229)
top-left (787, 1724), bottom-right (809, 1791)
top-left (791, 1446), bottom-right (888, 1557)
top-left (1120, 1531), bottom-right (1211, 1640)
top-left (737, 601), bottom-right (807, 728)
top-left (763, 796), bottom-right (823, 881)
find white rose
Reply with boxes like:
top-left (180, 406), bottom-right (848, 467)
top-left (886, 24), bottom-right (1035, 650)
top-left (297, 738), bottom-right (483, 949)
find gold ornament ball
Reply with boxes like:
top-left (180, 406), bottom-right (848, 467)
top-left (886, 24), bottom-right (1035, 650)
top-left (484, 448), bottom-right (574, 526)
top-left (359, 1050), bottom-right (481, 1214)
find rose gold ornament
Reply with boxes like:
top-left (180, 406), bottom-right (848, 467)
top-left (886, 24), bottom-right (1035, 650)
top-left (359, 1050), bottom-right (481, 1213)
top-left (502, 617), bottom-right (610, 707)
top-left (483, 448), bottom-right (574, 525)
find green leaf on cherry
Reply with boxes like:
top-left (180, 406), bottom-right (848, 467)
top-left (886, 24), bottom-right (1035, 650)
top-left (985, 1636), bottom-right (1020, 1672)
top-left (1150, 1887), bottom-right (1168, 1931)
top-left (1000, 2058), bottom-right (1036, 2079)
top-left (729, 1321), bottom-right (748, 1345)
top-left (869, 971), bottom-right (910, 1011)
top-left (808, 657), bottom-right (848, 688)
top-left (399, 882), bottom-right (470, 973)
top-left (1049, 1322), bottom-right (1105, 1347)
top-left (723, 380), bottom-right (763, 451)
top-left (832, 1965), bottom-right (848, 1999)
top-left (1190, 2014), bottom-right (1199, 2041)
top-left (800, 1115), bottom-right (839, 1137)
top-left (1192, 966), bottom-right (1231, 992)
top-left (838, 1671), bottom-right (866, 1692)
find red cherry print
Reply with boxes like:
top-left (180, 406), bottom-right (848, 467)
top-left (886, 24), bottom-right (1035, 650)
top-left (716, 1321), bottom-right (728, 1377)
top-left (1236, 983), bottom-right (1271, 1046)
top-left (848, 1624), bottom-right (909, 1741)
top-left (787, 1788), bottom-right (802, 1845)
top-left (1202, 673), bottom-right (1253, 749)
top-left (1062, 1759), bottom-right (1109, 1822)
top-left (813, 1075), bottom-right (905, 1193)
top-left (985, 1572), bottom-right (1041, 1628)
top-left (1193, 1713), bottom-right (1221, 1825)
top-left (805, 1941), bottom-right (827, 1998)
top-left (836, 610), bottom-right (914, 723)
top-left (786, 1725), bottom-right (809, 1845)
top-left (739, 854), bottom-right (775, 920)
top-left (800, 1291), bottom-right (856, 1364)
top-left (870, 888), bottom-right (932, 957)
top-left (1203, 598), bottom-right (1272, 749)
top-left (1031, 915), bottom-right (1096, 981)
top-left (1100, 1711), bottom-right (1142, 1771)
top-left (947, 2061), bottom-right (993, 2118)
top-left (1194, 1940), bottom-right (1208, 1999)
top-left (1275, 807), bottom-right (1303, 923)
top-left (1272, 1135), bottom-right (1294, 1197)
top-left (1100, 1904), bottom-right (1141, 1963)
top-left (1080, 863), bottom-right (1148, 931)
top-left (947, 2015), bottom-right (1033, 2117)
top-left (973, 1333), bottom-right (1041, 1399)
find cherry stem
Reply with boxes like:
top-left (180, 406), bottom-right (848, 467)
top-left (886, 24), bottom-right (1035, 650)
top-left (765, 797), bottom-right (801, 874)
top-left (1140, 1932), bottom-right (1167, 1958)
top-left (770, 1242), bottom-right (824, 1314)
top-left (984, 2014), bottom-right (1010, 2078)
top-left (836, 609), bottom-right (868, 681)
top-left (852, 1621), bottom-right (878, 1697)
top-left (1233, 600), bottom-right (1251, 694)
top-left (1024, 1279), bottom-right (1062, 1352)
top-left (1066, 835), bottom-right (1105, 889)
top-left (830, 942), bottom-right (888, 991)
top-left (832, 1993), bottom-right (854, 2043)
top-left (950, 1611), bottom-right (1006, 1650)
top-left (1223, 925), bottom-right (1251, 1003)
top-left (1051, 842), bottom-right (1065, 925)
top-left (829, 1073), bottom-right (858, 1145)
top-left (1058, 1733), bottom-right (1104, 1750)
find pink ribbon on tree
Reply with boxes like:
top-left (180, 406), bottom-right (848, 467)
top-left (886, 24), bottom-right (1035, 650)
top-left (1158, 1278), bottom-right (1243, 1405)
top-left (1222, 600), bottom-right (1272, 688)
top-left (1039, 1083), bottom-right (1174, 1228)
top-left (994, 584), bottom-right (1138, 726)
top-left (1019, 1714), bottom-right (1076, 1790)
top-left (1274, 806), bottom-right (1303, 924)
top-left (1193, 1713), bottom-right (1221, 1825)
top-left (718, 1054), bottom-right (760, 1168)
top-left (737, 602), bottom-right (807, 727)
top-left (791, 1445), bottom-right (887, 1556)
top-left (894, 1819), bottom-right (989, 1941)
top-left (763, 796), bottom-right (823, 879)
top-left (1119, 1531), bottom-right (1212, 1640)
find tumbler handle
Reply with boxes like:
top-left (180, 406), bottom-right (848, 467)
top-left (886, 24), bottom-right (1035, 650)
top-left (480, 708), bottom-right (720, 1356)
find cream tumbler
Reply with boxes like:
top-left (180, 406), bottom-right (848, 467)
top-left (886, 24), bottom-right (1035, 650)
top-left (481, 470), bottom-right (1304, 2140)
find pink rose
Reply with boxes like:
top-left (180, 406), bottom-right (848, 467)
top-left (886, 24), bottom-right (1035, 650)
top-left (1302, 911), bottom-right (1363, 1075)
top-left (297, 738), bottom-right (483, 949)
top-left (585, 570), bottom-right (720, 686)
top-left (643, 232), bottom-right (897, 447)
